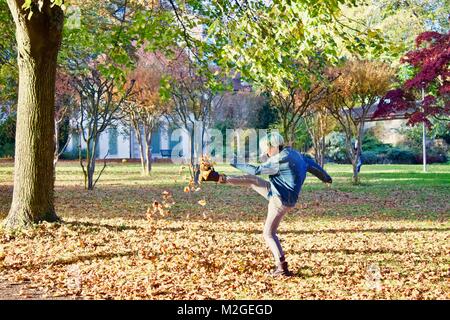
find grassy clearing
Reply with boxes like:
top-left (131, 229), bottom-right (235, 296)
top-left (0, 162), bottom-right (449, 299)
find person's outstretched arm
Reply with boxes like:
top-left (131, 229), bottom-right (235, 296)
top-left (230, 155), bottom-right (280, 176)
top-left (304, 157), bottom-right (332, 183)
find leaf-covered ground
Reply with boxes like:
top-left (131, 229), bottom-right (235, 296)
top-left (0, 162), bottom-right (449, 299)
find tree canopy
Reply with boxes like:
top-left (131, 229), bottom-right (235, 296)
top-left (375, 29), bottom-right (450, 127)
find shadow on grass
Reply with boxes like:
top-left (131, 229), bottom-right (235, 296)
top-left (2, 251), bottom-right (134, 271)
top-left (63, 220), bottom-right (185, 233)
top-left (236, 247), bottom-right (414, 256)
top-left (62, 220), bottom-right (141, 231)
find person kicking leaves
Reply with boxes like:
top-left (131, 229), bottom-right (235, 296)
top-left (200, 132), bottom-right (332, 277)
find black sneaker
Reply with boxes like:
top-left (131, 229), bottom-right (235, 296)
top-left (270, 261), bottom-right (293, 277)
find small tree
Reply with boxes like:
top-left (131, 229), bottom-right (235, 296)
top-left (268, 58), bottom-right (331, 148)
top-left (304, 105), bottom-right (336, 167)
top-left (72, 60), bottom-right (133, 190)
top-left (325, 60), bottom-right (395, 183)
top-left (123, 51), bottom-right (172, 175)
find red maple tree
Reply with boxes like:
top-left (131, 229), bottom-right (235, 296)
top-left (374, 30), bottom-right (449, 127)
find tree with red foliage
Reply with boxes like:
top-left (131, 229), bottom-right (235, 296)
top-left (374, 30), bottom-right (450, 127)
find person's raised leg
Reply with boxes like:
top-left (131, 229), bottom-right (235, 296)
top-left (226, 175), bottom-right (271, 200)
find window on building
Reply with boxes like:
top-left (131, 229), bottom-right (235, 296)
top-left (72, 132), bottom-right (80, 151)
top-left (109, 127), bottom-right (118, 155)
top-left (151, 129), bottom-right (160, 154)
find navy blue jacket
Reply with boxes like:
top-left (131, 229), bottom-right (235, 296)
top-left (231, 147), bottom-right (332, 207)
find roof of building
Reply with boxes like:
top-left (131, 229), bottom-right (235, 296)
top-left (349, 102), bottom-right (415, 122)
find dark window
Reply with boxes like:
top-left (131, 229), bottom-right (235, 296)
top-left (109, 128), bottom-right (118, 155)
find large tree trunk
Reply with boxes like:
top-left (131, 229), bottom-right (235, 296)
top-left (3, 1), bottom-right (63, 229)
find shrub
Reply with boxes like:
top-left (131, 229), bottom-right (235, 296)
top-left (0, 142), bottom-right (14, 158)
top-left (325, 132), bottom-right (349, 163)
top-left (415, 151), bottom-right (448, 164)
top-left (386, 148), bottom-right (416, 164)
top-left (362, 129), bottom-right (392, 154)
top-left (0, 114), bottom-right (16, 158)
top-left (361, 151), bottom-right (379, 164)
top-left (61, 148), bottom-right (87, 160)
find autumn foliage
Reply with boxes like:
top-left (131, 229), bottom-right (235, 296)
top-left (324, 60), bottom-right (395, 183)
top-left (374, 30), bottom-right (450, 127)
top-left (123, 49), bottom-right (172, 175)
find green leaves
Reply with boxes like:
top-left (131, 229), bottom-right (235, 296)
top-left (20, 0), bottom-right (65, 19)
top-left (188, 0), bottom-right (383, 92)
top-left (22, 0), bottom-right (63, 9)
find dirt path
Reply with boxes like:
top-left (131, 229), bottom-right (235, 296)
top-left (0, 277), bottom-right (77, 300)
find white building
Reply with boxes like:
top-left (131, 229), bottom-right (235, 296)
top-left (66, 119), bottom-right (190, 161)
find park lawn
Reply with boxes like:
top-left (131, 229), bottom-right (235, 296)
top-left (0, 161), bottom-right (449, 299)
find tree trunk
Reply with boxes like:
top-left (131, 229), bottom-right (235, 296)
top-left (352, 161), bottom-right (359, 184)
top-left (145, 139), bottom-right (152, 175)
top-left (351, 144), bottom-right (361, 185)
top-left (53, 118), bottom-right (60, 168)
top-left (318, 136), bottom-right (326, 167)
top-left (352, 126), bottom-right (364, 184)
top-left (315, 139), bottom-right (322, 167)
top-left (87, 138), bottom-right (97, 190)
top-left (143, 126), bottom-right (152, 175)
top-left (3, 1), bottom-right (63, 229)
top-left (139, 143), bottom-right (146, 175)
top-left (136, 131), bottom-right (146, 175)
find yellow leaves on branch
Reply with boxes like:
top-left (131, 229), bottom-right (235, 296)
top-left (325, 60), bottom-right (395, 112)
